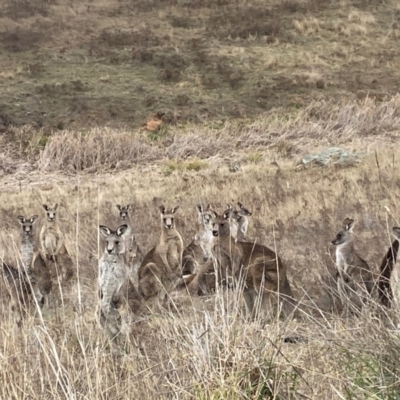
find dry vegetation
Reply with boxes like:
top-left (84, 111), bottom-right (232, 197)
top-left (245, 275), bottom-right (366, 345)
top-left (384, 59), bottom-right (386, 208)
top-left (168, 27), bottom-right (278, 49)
top-left (1, 105), bottom-right (400, 397)
top-left (2, 0), bottom-right (400, 398)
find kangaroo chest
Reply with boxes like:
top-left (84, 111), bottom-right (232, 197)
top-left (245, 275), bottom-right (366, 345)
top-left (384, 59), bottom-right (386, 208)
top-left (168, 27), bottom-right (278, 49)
top-left (100, 259), bottom-right (128, 294)
top-left (21, 240), bottom-right (34, 269)
top-left (44, 227), bottom-right (60, 252)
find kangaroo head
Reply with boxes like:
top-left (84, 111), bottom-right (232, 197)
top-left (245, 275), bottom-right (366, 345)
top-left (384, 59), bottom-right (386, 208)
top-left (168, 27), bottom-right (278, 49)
top-left (212, 212), bottom-right (231, 238)
top-left (17, 215), bottom-right (38, 236)
top-left (237, 202), bottom-right (252, 218)
top-left (222, 204), bottom-right (236, 221)
top-left (331, 218), bottom-right (355, 246)
top-left (196, 204), bottom-right (216, 230)
top-left (159, 205), bottom-right (179, 230)
top-left (116, 204), bottom-right (132, 221)
top-left (42, 203), bottom-right (58, 222)
top-left (99, 224), bottom-right (128, 255)
top-left (393, 227), bottom-right (400, 241)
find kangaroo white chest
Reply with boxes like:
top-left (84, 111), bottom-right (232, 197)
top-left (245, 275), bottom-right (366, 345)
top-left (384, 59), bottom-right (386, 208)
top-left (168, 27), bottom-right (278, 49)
top-left (335, 245), bottom-right (351, 275)
top-left (21, 240), bottom-right (34, 270)
top-left (44, 229), bottom-right (59, 253)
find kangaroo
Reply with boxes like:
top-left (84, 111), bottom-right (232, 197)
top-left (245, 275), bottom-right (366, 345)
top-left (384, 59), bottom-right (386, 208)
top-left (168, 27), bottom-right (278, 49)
top-left (378, 227), bottom-right (400, 310)
top-left (236, 202), bottom-right (252, 242)
top-left (1, 261), bottom-right (30, 326)
top-left (98, 224), bottom-right (144, 345)
top-left (116, 205), bottom-right (136, 265)
top-left (331, 218), bottom-right (374, 313)
top-left (17, 215), bottom-right (52, 308)
top-left (223, 204), bottom-right (239, 241)
top-left (138, 206), bottom-right (184, 309)
top-left (198, 209), bottom-right (296, 318)
top-left (39, 204), bottom-right (74, 282)
top-left (222, 203), bottom-right (252, 242)
top-left (182, 204), bottom-right (216, 275)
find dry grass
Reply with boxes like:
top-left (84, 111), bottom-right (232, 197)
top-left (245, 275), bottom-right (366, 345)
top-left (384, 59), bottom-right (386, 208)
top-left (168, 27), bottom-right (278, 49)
top-left (1, 96), bottom-right (400, 397)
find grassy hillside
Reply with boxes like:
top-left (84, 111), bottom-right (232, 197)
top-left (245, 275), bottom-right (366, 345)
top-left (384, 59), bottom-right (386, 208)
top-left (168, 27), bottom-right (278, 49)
top-left (1, 0), bottom-right (400, 132)
top-left (2, 0), bottom-right (400, 399)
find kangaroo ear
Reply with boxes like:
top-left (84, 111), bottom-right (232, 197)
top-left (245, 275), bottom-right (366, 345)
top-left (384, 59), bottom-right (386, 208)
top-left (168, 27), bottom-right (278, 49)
top-left (117, 225), bottom-right (128, 237)
top-left (116, 204), bottom-right (122, 210)
top-left (54, 203), bottom-right (59, 210)
top-left (393, 227), bottom-right (400, 240)
top-left (42, 204), bottom-right (49, 211)
top-left (343, 218), bottom-right (355, 231)
top-left (237, 202), bottom-right (243, 209)
top-left (196, 204), bottom-right (203, 213)
top-left (206, 204), bottom-right (212, 210)
top-left (159, 205), bottom-right (166, 214)
top-left (17, 216), bottom-right (25, 224)
top-left (99, 226), bottom-right (112, 237)
top-left (126, 204), bottom-right (132, 211)
top-left (171, 206), bottom-right (179, 214)
top-left (30, 215), bottom-right (39, 224)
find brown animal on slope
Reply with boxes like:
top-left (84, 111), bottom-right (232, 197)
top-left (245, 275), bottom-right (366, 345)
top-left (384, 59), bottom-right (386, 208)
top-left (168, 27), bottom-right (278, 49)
top-left (198, 209), bottom-right (296, 318)
top-left (378, 227), bottom-right (400, 309)
top-left (17, 215), bottom-right (52, 308)
top-left (331, 218), bottom-right (374, 313)
top-left (39, 204), bottom-right (75, 282)
top-left (138, 206), bottom-right (184, 309)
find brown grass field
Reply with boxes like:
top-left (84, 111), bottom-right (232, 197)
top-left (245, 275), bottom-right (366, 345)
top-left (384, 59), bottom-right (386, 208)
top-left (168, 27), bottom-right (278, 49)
top-left (2, 0), bottom-right (400, 399)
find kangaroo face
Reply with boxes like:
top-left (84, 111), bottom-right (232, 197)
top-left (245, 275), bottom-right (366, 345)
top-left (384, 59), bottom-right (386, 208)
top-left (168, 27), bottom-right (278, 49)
top-left (212, 214), bottom-right (231, 237)
top-left (99, 225), bottom-right (128, 255)
top-left (42, 204), bottom-right (58, 222)
top-left (160, 205), bottom-right (179, 230)
top-left (17, 215), bottom-right (38, 236)
top-left (196, 204), bottom-right (216, 231)
top-left (332, 218), bottom-right (355, 246)
top-left (116, 204), bottom-right (131, 221)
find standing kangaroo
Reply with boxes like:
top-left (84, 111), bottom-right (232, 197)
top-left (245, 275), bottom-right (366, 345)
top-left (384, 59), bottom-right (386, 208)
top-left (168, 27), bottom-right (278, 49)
top-left (98, 224), bottom-right (144, 345)
top-left (138, 206), bottom-right (184, 309)
top-left (182, 204), bottom-right (216, 275)
top-left (39, 204), bottom-right (74, 282)
top-left (116, 204), bottom-right (143, 283)
top-left (378, 227), bottom-right (400, 310)
top-left (222, 203), bottom-right (252, 242)
top-left (17, 215), bottom-right (52, 308)
top-left (198, 209), bottom-right (296, 318)
top-left (236, 202), bottom-right (252, 242)
top-left (331, 218), bottom-right (374, 313)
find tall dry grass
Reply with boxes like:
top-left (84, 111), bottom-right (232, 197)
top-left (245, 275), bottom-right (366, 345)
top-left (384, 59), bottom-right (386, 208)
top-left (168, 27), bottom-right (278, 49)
top-left (1, 97), bottom-right (400, 398)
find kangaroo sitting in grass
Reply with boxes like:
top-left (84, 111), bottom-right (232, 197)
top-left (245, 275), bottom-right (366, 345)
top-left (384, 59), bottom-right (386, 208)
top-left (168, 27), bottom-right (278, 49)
top-left (182, 204), bottom-right (216, 275)
top-left (17, 215), bottom-right (52, 308)
top-left (138, 206), bottom-right (184, 310)
top-left (331, 218), bottom-right (374, 314)
top-left (39, 204), bottom-right (75, 283)
top-left (99, 224), bottom-right (144, 346)
top-left (197, 208), bottom-right (296, 318)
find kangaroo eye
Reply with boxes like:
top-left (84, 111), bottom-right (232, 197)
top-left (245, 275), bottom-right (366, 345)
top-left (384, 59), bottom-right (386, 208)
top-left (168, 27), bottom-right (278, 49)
top-left (115, 241), bottom-right (120, 246)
